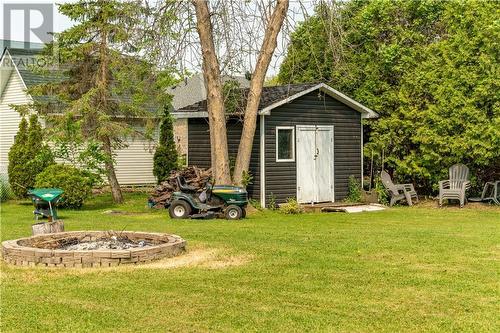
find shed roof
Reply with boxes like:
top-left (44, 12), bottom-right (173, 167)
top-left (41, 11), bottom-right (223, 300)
top-left (167, 73), bottom-right (250, 110)
top-left (173, 83), bottom-right (378, 119)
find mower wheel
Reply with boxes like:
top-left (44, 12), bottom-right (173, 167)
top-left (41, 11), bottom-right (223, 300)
top-left (225, 205), bottom-right (243, 220)
top-left (241, 208), bottom-right (247, 219)
top-left (169, 200), bottom-right (192, 219)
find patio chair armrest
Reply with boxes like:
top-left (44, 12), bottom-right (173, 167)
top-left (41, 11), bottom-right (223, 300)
top-left (462, 180), bottom-right (471, 191)
top-left (401, 183), bottom-right (416, 192)
top-left (438, 180), bottom-right (450, 190)
top-left (394, 184), bottom-right (406, 193)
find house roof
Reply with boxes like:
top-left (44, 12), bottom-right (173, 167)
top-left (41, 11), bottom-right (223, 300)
top-left (1, 43), bottom-right (161, 115)
top-left (172, 83), bottom-right (379, 119)
top-left (167, 73), bottom-right (250, 110)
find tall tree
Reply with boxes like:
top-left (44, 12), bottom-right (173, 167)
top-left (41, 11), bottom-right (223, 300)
top-left (193, 0), bottom-right (232, 184)
top-left (32, 0), bottom-right (170, 203)
top-left (191, 0), bottom-right (289, 185)
top-left (153, 107), bottom-right (178, 183)
top-left (278, 0), bottom-right (500, 192)
top-left (8, 115), bottom-right (54, 198)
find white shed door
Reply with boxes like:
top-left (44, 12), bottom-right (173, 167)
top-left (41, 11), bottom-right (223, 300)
top-left (296, 125), bottom-right (334, 203)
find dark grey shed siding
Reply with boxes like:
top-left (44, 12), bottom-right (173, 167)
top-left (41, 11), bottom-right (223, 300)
top-left (186, 89), bottom-right (362, 206)
top-left (264, 91), bottom-right (361, 204)
top-left (187, 118), bottom-right (261, 199)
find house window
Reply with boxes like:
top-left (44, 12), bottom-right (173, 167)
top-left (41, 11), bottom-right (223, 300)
top-left (276, 127), bottom-right (295, 162)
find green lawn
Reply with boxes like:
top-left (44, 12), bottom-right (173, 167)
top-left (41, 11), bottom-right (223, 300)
top-left (1, 193), bottom-right (499, 332)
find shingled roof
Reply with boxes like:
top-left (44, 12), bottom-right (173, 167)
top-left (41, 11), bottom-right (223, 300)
top-left (177, 83), bottom-right (317, 113)
top-left (173, 83), bottom-right (378, 119)
top-left (1, 45), bottom-right (161, 115)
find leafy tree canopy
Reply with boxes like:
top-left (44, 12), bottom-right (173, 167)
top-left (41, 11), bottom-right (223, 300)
top-left (278, 0), bottom-right (500, 192)
top-left (27, 0), bottom-right (176, 202)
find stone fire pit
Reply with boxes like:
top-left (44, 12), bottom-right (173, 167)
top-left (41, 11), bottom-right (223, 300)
top-left (1, 231), bottom-right (186, 268)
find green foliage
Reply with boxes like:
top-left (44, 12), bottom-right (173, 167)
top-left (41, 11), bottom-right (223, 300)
top-left (7, 117), bottom-right (28, 198)
top-left (279, 0), bottom-right (500, 193)
top-left (0, 174), bottom-right (11, 202)
top-left (27, 0), bottom-right (176, 201)
top-left (248, 198), bottom-right (262, 210)
top-left (279, 197), bottom-right (304, 215)
top-left (48, 113), bottom-right (107, 186)
top-left (241, 170), bottom-right (253, 188)
top-left (267, 193), bottom-right (277, 210)
top-left (223, 80), bottom-right (243, 114)
top-left (177, 154), bottom-right (187, 169)
top-left (346, 175), bottom-right (362, 203)
top-left (153, 108), bottom-right (178, 183)
top-left (35, 164), bottom-right (92, 208)
top-left (374, 176), bottom-right (389, 206)
top-left (8, 115), bottom-right (54, 198)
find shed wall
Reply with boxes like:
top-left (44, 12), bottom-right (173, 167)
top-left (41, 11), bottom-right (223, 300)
top-left (264, 91), bottom-right (361, 204)
top-left (187, 118), bottom-right (260, 199)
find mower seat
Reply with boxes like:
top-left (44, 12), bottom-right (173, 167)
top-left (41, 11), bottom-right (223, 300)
top-left (176, 176), bottom-right (197, 193)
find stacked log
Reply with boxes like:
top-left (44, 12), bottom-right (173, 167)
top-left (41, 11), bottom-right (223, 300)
top-left (149, 166), bottom-right (212, 208)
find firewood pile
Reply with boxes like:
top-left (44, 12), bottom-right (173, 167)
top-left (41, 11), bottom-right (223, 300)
top-left (149, 166), bottom-right (212, 208)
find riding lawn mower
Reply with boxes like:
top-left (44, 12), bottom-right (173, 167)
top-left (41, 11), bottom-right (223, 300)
top-left (167, 176), bottom-right (248, 220)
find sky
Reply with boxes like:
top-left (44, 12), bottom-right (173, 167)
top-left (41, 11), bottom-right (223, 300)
top-left (0, 0), bottom-right (313, 75)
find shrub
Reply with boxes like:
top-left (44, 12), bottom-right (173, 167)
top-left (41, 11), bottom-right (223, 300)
top-left (35, 164), bottom-right (92, 208)
top-left (8, 115), bottom-right (54, 198)
top-left (279, 197), bottom-right (304, 214)
top-left (248, 198), bottom-right (262, 210)
top-left (267, 193), bottom-right (277, 210)
top-left (0, 175), bottom-right (11, 202)
top-left (153, 108), bottom-right (178, 183)
top-left (374, 176), bottom-right (389, 205)
top-left (345, 175), bottom-right (362, 203)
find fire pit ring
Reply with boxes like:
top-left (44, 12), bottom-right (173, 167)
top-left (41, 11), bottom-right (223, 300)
top-left (2, 231), bottom-right (186, 268)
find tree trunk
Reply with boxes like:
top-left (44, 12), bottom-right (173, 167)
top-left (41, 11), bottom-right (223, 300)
top-left (102, 136), bottom-right (124, 203)
top-left (192, 0), bottom-right (232, 185)
top-left (32, 220), bottom-right (64, 235)
top-left (233, 0), bottom-right (289, 185)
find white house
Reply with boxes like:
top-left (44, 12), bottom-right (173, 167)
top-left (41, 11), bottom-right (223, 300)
top-left (0, 40), bottom-right (250, 185)
top-left (0, 41), bottom-right (159, 185)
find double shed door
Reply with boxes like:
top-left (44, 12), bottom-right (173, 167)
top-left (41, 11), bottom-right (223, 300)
top-left (296, 125), bottom-right (334, 203)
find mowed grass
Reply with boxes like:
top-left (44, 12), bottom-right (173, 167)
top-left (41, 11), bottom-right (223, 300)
top-left (1, 193), bottom-right (499, 332)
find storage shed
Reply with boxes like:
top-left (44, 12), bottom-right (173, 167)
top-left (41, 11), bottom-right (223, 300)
top-left (172, 83), bottom-right (378, 207)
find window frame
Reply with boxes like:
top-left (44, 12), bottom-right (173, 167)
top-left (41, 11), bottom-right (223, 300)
top-left (275, 126), bottom-right (295, 162)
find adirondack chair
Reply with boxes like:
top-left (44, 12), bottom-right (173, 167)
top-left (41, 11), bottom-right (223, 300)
top-left (469, 181), bottom-right (500, 205)
top-left (380, 171), bottom-right (418, 206)
top-left (438, 163), bottom-right (471, 208)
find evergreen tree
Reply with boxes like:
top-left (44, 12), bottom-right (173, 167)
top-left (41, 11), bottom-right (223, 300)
top-left (8, 117), bottom-right (29, 197)
top-left (26, 114), bottom-right (54, 184)
top-left (153, 108), bottom-right (178, 183)
top-left (30, 0), bottom-right (171, 203)
top-left (7, 115), bottom-right (54, 197)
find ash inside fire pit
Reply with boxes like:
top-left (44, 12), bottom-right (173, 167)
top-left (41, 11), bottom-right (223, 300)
top-left (60, 236), bottom-right (153, 251)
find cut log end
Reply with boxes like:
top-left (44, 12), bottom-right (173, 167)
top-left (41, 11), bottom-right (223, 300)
top-left (32, 220), bottom-right (65, 236)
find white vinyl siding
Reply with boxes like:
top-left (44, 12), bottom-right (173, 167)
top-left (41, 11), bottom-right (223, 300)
top-left (0, 56), bottom-right (158, 185)
top-left (0, 71), bottom-right (30, 175)
top-left (114, 136), bottom-right (157, 185)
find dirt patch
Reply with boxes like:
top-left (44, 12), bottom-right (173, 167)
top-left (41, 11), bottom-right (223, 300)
top-left (415, 199), bottom-right (500, 211)
top-left (102, 210), bottom-right (147, 215)
top-left (137, 248), bottom-right (252, 270)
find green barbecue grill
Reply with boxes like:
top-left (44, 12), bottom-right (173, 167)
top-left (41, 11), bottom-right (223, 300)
top-left (28, 188), bottom-right (64, 221)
